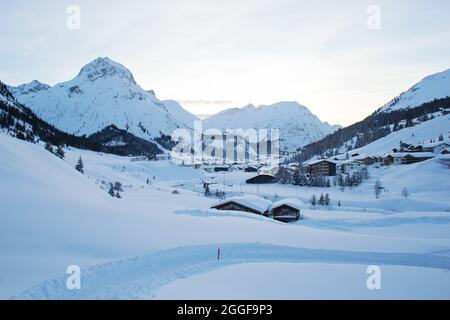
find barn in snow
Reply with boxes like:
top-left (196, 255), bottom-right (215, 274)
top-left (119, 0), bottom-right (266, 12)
top-left (211, 195), bottom-right (302, 222)
top-left (211, 194), bottom-right (272, 215)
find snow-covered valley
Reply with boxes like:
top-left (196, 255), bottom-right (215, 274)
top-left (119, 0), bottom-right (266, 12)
top-left (1, 130), bottom-right (450, 300)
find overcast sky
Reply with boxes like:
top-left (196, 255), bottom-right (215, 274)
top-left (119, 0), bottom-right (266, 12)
top-left (1, 0), bottom-right (449, 125)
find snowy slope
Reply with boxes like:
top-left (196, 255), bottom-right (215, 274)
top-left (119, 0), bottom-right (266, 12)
top-left (155, 263), bottom-right (450, 300)
top-left (9, 57), bottom-right (196, 141)
top-left (162, 99), bottom-right (200, 130)
top-left (379, 68), bottom-right (450, 113)
top-left (3, 132), bottom-right (450, 299)
top-left (203, 102), bottom-right (340, 151)
top-left (352, 114), bottom-right (450, 156)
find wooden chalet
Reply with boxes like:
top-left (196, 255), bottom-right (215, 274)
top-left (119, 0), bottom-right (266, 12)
top-left (211, 195), bottom-right (272, 216)
top-left (246, 174), bottom-right (279, 184)
top-left (305, 159), bottom-right (337, 176)
top-left (383, 152), bottom-right (435, 166)
top-left (211, 195), bottom-right (303, 223)
top-left (352, 154), bottom-right (377, 165)
top-left (244, 166), bottom-right (259, 172)
top-left (269, 199), bottom-right (303, 222)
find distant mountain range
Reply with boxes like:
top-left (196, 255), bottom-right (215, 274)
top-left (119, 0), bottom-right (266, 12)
top-left (203, 102), bottom-right (340, 151)
top-left (4, 57), bottom-right (450, 157)
top-left (7, 57), bottom-right (341, 152)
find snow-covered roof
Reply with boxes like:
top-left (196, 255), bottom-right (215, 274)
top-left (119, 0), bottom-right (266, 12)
top-left (335, 159), bottom-right (365, 165)
top-left (258, 164), bottom-right (279, 171)
top-left (214, 164), bottom-right (231, 168)
top-left (352, 154), bottom-right (375, 160)
top-left (383, 152), bottom-right (436, 158)
top-left (211, 194), bottom-right (272, 213)
top-left (305, 158), bottom-right (337, 166)
top-left (270, 198), bottom-right (303, 211)
top-left (332, 154), bottom-right (348, 161)
top-left (422, 141), bottom-right (450, 148)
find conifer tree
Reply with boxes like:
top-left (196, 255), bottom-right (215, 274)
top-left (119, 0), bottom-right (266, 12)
top-left (75, 156), bottom-right (84, 174)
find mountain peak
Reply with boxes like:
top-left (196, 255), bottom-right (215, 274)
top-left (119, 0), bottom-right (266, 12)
top-left (77, 57), bottom-right (136, 84)
top-left (204, 101), bottom-right (340, 151)
top-left (8, 80), bottom-right (50, 96)
top-left (379, 67), bottom-right (450, 113)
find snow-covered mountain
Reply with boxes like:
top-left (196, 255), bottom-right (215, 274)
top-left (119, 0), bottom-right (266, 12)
top-left (9, 57), bottom-right (197, 143)
top-left (379, 68), bottom-right (450, 113)
top-left (1, 80), bottom-right (164, 156)
top-left (162, 99), bottom-right (200, 130)
top-left (8, 80), bottom-right (50, 96)
top-left (203, 102), bottom-right (340, 151)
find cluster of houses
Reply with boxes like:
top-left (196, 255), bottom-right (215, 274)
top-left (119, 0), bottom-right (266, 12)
top-left (302, 140), bottom-right (450, 177)
top-left (382, 140), bottom-right (450, 166)
top-left (211, 194), bottom-right (303, 223)
top-left (303, 156), bottom-right (369, 178)
top-left (152, 138), bottom-right (449, 184)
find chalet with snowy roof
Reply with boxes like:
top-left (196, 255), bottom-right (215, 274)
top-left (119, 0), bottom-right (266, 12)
top-left (214, 165), bottom-right (231, 172)
top-left (422, 141), bottom-right (450, 154)
top-left (352, 154), bottom-right (377, 165)
top-left (211, 194), bottom-right (272, 216)
top-left (211, 195), bottom-right (302, 222)
top-left (244, 165), bottom-right (259, 172)
top-left (305, 159), bottom-right (337, 176)
top-left (382, 152), bottom-right (435, 166)
top-left (257, 164), bottom-right (279, 176)
top-left (398, 142), bottom-right (423, 153)
top-left (269, 198), bottom-right (303, 222)
top-left (336, 159), bottom-right (366, 175)
top-left (246, 174), bottom-right (279, 184)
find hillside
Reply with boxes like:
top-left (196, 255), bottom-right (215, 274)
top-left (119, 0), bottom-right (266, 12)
top-left (291, 97), bottom-right (450, 163)
top-left (379, 68), bottom-right (450, 113)
top-left (0, 81), bottom-right (163, 156)
top-left (352, 114), bottom-right (450, 156)
top-left (2, 131), bottom-right (450, 299)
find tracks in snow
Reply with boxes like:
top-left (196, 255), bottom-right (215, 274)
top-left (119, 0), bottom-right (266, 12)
top-left (15, 243), bottom-right (450, 300)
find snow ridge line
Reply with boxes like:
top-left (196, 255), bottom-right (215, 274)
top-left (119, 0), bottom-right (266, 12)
top-left (15, 243), bottom-right (450, 300)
